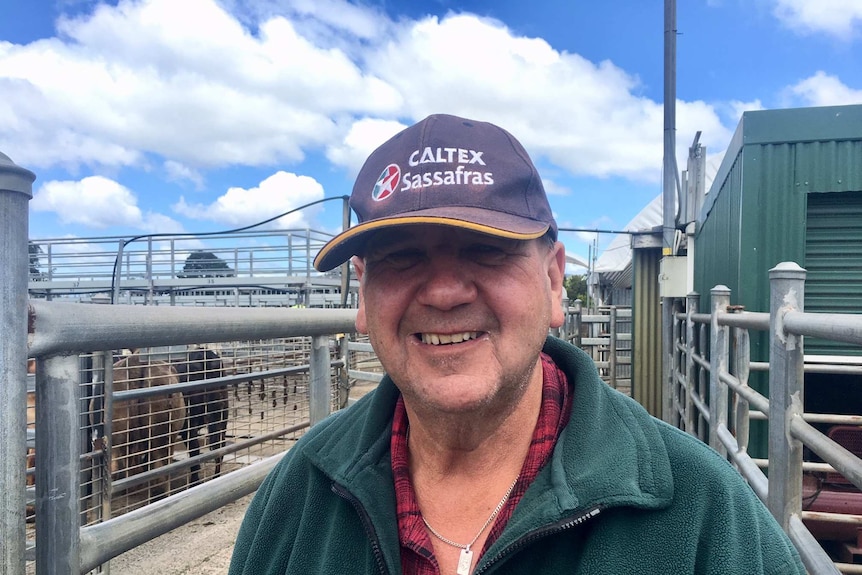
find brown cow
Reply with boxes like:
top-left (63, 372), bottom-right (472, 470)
top-left (107, 354), bottom-right (187, 499)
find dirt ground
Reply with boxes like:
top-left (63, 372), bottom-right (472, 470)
top-left (106, 492), bottom-right (253, 575)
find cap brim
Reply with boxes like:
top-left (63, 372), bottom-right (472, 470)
top-left (313, 208), bottom-right (550, 272)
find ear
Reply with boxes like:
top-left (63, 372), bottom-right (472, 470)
top-left (547, 241), bottom-right (567, 329)
top-left (352, 256), bottom-right (369, 334)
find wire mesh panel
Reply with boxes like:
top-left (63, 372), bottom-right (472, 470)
top-left (24, 360), bottom-right (36, 526)
top-left (223, 338), bottom-right (314, 469)
top-left (24, 336), bottom-right (343, 570)
top-left (88, 350), bottom-right (189, 517)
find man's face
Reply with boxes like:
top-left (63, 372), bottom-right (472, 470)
top-left (353, 225), bottom-right (566, 416)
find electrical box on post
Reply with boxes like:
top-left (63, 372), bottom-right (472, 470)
top-left (659, 256), bottom-right (688, 298)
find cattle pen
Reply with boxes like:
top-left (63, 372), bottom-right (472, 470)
top-left (5, 153), bottom-right (862, 574)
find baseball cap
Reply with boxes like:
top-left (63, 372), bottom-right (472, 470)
top-left (313, 113), bottom-right (557, 272)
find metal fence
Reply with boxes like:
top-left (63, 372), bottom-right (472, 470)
top-left (21, 301), bottom-right (358, 574)
top-left (556, 300), bottom-right (633, 393)
top-left (27, 229), bottom-right (349, 308)
top-left (668, 262), bottom-right (862, 575)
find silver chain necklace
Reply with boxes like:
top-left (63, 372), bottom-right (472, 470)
top-left (421, 476), bottom-right (519, 575)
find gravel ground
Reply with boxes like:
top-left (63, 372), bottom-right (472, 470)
top-left (107, 492), bottom-right (253, 575)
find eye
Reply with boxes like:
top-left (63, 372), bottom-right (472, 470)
top-left (463, 243), bottom-right (508, 265)
top-left (377, 248), bottom-right (426, 270)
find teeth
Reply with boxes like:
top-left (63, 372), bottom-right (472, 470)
top-left (421, 332), bottom-right (479, 345)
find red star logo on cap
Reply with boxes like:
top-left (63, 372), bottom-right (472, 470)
top-left (372, 164), bottom-right (400, 201)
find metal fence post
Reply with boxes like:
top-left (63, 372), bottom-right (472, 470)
top-left (0, 151), bottom-right (35, 575)
top-left (767, 262), bottom-right (805, 531)
top-left (609, 306), bottom-right (618, 389)
top-left (36, 353), bottom-right (82, 575)
top-left (685, 292), bottom-right (699, 434)
top-left (661, 296), bottom-right (674, 423)
top-left (731, 322), bottom-right (751, 457)
top-left (553, 289), bottom-right (569, 340)
top-left (572, 299), bottom-right (582, 347)
top-left (112, 241), bottom-right (125, 305)
top-left (669, 299), bottom-right (681, 426)
top-left (309, 335), bottom-right (332, 426)
top-left (709, 285), bottom-right (730, 458)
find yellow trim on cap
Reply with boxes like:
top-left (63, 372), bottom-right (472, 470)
top-left (314, 215), bottom-right (549, 270)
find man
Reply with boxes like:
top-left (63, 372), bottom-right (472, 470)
top-left (229, 114), bottom-right (805, 574)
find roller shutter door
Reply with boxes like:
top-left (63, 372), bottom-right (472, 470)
top-left (804, 191), bottom-right (862, 356)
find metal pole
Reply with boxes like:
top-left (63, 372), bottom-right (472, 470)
top-left (767, 262), bottom-right (806, 531)
top-left (28, 301), bottom-right (357, 357)
top-left (170, 239), bottom-right (177, 306)
top-left (670, 298), bottom-right (681, 426)
top-left (572, 299), bottom-right (583, 347)
top-left (609, 306), bottom-right (618, 390)
top-left (661, 296), bottom-right (674, 423)
top-left (0, 151), bottom-right (35, 575)
top-left (340, 196), bottom-right (351, 308)
top-left (663, 0), bottom-right (677, 256)
top-left (35, 353), bottom-right (82, 575)
top-left (112, 241), bottom-right (124, 305)
top-left (660, 0), bottom-right (678, 447)
top-left (732, 324), bottom-right (751, 459)
top-left (146, 237), bottom-right (153, 305)
top-left (709, 285), bottom-right (730, 458)
top-left (309, 335), bottom-right (332, 425)
top-left (684, 292), bottom-right (699, 434)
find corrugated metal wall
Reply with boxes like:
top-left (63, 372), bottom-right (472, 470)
top-left (694, 146), bottom-right (743, 312)
top-left (632, 247), bottom-right (662, 417)
top-left (695, 106), bottom-right (862, 360)
top-left (692, 104), bottom-right (862, 457)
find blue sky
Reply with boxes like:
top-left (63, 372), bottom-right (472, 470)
top-left (3, 0), bottom-right (862, 271)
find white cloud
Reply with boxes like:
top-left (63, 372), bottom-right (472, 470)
top-left (164, 160), bottom-right (204, 188)
top-left (251, 0), bottom-right (391, 44)
top-left (772, 0), bottom-right (862, 39)
top-left (785, 71), bottom-right (862, 106)
top-left (0, 0), bottom-right (401, 170)
top-left (326, 117), bottom-right (407, 175)
top-left (30, 175), bottom-right (186, 232)
top-left (173, 170), bottom-right (325, 229)
top-left (361, 14), bottom-right (722, 183)
top-left (31, 176), bottom-right (144, 228)
top-left (141, 212), bottom-right (186, 234)
top-left (541, 178), bottom-right (571, 197)
top-left (1, 0), bottom-right (733, 187)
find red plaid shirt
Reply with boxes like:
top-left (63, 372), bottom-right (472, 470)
top-left (391, 353), bottom-right (572, 575)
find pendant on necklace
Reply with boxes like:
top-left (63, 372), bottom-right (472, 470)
top-left (456, 547), bottom-right (473, 575)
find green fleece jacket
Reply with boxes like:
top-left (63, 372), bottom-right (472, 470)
top-left (229, 337), bottom-right (805, 574)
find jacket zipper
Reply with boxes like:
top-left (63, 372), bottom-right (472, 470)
top-left (331, 482), bottom-right (390, 575)
top-left (475, 505), bottom-right (604, 575)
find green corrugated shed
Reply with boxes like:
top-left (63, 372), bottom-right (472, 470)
top-left (693, 104), bottom-right (862, 457)
top-left (696, 104), bottom-right (862, 348)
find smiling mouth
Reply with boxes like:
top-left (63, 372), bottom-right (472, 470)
top-left (419, 331), bottom-right (481, 345)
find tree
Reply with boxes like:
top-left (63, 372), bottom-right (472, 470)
top-left (28, 242), bottom-right (45, 278)
top-left (563, 274), bottom-right (588, 305)
top-left (179, 251), bottom-right (235, 278)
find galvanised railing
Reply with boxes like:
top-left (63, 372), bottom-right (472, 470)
top-left (669, 263), bottom-right (862, 575)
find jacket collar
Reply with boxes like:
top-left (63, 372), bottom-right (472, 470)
top-left (495, 337), bottom-right (674, 549)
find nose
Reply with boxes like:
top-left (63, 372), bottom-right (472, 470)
top-left (415, 253), bottom-right (477, 311)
